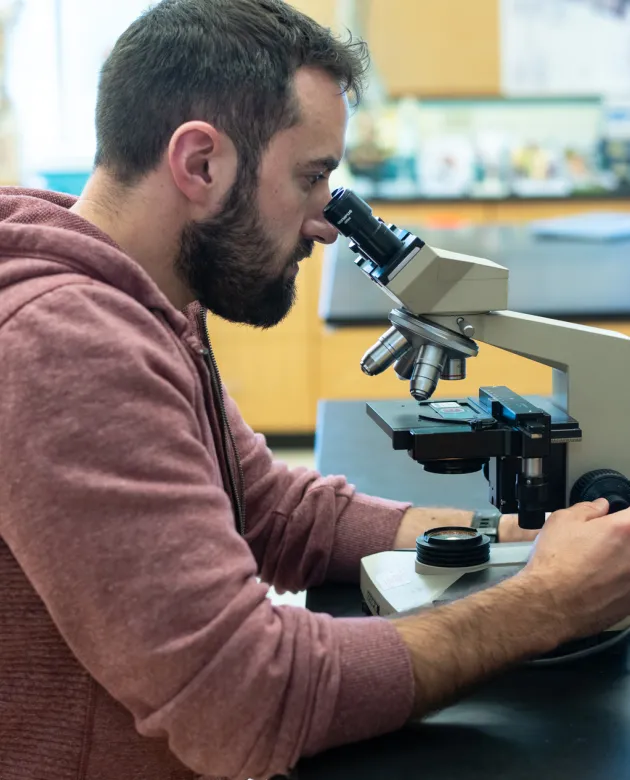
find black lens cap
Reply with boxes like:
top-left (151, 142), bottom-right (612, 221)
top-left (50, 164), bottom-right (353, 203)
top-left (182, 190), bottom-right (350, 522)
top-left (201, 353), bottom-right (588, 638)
top-left (416, 526), bottom-right (491, 568)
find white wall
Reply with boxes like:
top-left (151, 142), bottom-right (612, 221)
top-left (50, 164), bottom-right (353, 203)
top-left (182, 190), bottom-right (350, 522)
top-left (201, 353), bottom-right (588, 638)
top-left (7, 0), bottom-right (150, 180)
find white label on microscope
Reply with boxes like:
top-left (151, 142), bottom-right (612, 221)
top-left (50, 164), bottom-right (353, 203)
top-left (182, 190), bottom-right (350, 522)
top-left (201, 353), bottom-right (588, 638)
top-left (431, 402), bottom-right (465, 415)
top-left (374, 570), bottom-right (416, 592)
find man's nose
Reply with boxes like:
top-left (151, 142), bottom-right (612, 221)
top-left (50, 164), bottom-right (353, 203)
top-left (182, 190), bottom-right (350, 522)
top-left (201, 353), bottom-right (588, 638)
top-left (302, 214), bottom-right (339, 245)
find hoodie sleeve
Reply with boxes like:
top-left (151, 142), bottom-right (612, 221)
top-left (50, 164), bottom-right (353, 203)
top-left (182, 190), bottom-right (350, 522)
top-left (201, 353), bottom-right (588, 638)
top-left (0, 282), bottom-right (413, 780)
top-left (226, 391), bottom-right (411, 592)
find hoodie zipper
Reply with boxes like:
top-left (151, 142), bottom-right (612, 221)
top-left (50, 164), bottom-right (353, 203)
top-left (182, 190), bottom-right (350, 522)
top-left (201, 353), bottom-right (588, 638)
top-left (196, 310), bottom-right (246, 536)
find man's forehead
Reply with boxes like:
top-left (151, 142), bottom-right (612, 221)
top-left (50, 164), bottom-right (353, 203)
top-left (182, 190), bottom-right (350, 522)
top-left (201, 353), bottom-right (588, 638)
top-left (291, 67), bottom-right (349, 155)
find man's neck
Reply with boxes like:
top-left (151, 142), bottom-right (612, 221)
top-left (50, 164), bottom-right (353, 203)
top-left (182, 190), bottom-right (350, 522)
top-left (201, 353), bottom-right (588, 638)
top-left (70, 169), bottom-right (192, 310)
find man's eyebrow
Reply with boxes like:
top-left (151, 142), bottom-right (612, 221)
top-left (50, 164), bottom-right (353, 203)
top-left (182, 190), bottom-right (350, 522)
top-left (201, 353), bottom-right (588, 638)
top-left (305, 156), bottom-right (340, 172)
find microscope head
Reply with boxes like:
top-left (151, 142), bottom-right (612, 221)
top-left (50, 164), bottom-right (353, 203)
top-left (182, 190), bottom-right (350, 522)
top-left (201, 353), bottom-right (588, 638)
top-left (324, 188), bottom-right (509, 400)
top-left (324, 187), bottom-right (509, 317)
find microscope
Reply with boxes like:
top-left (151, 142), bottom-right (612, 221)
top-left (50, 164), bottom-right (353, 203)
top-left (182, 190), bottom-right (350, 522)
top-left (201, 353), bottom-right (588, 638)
top-left (324, 189), bottom-right (630, 638)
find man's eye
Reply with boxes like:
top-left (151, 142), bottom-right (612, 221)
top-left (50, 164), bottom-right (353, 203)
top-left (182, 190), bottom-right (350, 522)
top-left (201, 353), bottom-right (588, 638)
top-left (306, 173), bottom-right (325, 186)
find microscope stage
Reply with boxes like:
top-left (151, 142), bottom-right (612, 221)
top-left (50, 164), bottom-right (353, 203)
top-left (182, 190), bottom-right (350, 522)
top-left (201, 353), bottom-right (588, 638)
top-left (366, 394), bottom-right (581, 459)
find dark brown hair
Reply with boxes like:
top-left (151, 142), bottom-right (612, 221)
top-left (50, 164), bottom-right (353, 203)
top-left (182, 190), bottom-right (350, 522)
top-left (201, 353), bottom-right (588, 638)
top-left (94, 0), bottom-right (369, 184)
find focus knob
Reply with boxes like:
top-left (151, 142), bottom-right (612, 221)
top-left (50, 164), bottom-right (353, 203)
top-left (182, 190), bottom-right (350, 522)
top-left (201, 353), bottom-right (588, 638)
top-left (570, 469), bottom-right (630, 514)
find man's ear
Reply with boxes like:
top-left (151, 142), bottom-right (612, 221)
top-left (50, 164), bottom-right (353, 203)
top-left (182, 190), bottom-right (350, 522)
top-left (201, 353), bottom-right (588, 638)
top-left (168, 121), bottom-right (238, 218)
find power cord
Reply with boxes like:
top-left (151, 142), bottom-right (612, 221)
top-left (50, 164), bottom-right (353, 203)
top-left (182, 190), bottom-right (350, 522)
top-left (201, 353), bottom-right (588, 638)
top-left (526, 627), bottom-right (630, 667)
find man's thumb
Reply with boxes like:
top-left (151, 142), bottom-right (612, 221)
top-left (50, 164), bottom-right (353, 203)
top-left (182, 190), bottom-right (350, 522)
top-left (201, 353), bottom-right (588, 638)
top-left (578, 497), bottom-right (610, 519)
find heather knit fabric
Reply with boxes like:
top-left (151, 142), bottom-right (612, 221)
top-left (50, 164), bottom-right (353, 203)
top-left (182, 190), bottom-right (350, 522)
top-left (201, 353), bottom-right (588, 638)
top-left (0, 188), bottom-right (414, 780)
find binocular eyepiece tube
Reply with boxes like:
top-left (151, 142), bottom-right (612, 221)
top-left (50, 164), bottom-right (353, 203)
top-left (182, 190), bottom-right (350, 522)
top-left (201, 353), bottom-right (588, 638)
top-left (323, 188), bottom-right (405, 269)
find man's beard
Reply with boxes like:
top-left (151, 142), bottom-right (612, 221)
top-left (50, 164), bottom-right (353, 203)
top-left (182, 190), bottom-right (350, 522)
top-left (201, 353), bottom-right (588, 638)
top-left (176, 173), bottom-right (314, 328)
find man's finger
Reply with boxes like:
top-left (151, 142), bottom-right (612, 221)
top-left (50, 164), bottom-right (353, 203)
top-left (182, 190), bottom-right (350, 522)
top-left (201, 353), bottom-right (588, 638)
top-left (568, 498), bottom-right (609, 521)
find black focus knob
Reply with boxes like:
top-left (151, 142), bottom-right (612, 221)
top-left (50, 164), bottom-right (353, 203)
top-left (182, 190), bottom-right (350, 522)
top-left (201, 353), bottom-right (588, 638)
top-left (570, 469), bottom-right (630, 514)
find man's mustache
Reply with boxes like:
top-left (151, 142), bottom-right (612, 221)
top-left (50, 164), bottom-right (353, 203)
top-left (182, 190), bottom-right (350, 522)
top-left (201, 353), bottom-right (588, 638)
top-left (290, 239), bottom-right (315, 264)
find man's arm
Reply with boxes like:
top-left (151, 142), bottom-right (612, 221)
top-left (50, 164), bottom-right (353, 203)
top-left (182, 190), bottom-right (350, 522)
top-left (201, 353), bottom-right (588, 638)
top-left (394, 508), bottom-right (538, 549)
top-left (395, 574), bottom-right (561, 716)
top-left (392, 498), bottom-right (630, 719)
top-left (393, 507), bottom-right (473, 549)
top-left (222, 388), bottom-right (412, 590)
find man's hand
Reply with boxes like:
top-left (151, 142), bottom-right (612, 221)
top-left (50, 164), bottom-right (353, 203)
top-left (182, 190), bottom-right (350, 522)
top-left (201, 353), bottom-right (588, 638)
top-left (394, 507), bottom-right (538, 549)
top-left (393, 498), bottom-right (630, 722)
top-left (496, 514), bottom-right (539, 543)
top-left (523, 498), bottom-right (630, 638)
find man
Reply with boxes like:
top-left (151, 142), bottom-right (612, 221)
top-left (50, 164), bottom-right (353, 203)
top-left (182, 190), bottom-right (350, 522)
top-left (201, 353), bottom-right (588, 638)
top-left (2, 1), bottom-right (630, 779)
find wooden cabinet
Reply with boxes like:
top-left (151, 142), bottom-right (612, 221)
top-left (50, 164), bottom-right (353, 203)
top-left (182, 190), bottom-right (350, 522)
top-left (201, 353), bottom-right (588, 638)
top-left (207, 244), bottom-right (324, 433)
top-left (319, 320), bottom-right (630, 407)
top-left (318, 326), bottom-right (411, 401)
top-left (209, 325), bottom-right (316, 431)
top-left (318, 325), bottom-right (553, 402)
top-left (286, 0), bottom-right (337, 27)
top-left (373, 199), bottom-right (630, 227)
top-left (490, 201), bottom-right (630, 223)
top-left (375, 201), bottom-right (489, 227)
top-left (287, 0), bottom-right (500, 98)
top-left (367, 0), bottom-right (500, 97)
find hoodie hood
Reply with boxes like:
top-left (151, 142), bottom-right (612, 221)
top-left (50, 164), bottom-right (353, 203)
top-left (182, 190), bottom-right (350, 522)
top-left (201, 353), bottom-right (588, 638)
top-left (0, 187), bottom-right (192, 339)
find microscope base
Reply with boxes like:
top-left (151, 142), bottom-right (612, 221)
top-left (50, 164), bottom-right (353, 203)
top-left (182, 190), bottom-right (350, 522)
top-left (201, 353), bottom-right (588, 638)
top-left (360, 547), bottom-right (630, 658)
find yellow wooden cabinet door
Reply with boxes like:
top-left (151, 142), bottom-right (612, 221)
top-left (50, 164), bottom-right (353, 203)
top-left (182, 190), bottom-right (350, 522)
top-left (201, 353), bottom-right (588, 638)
top-left (286, 0), bottom-right (337, 27)
top-left (209, 325), bottom-right (316, 433)
top-left (490, 200), bottom-right (630, 224)
top-left (318, 326), bottom-right (553, 401)
top-left (367, 0), bottom-right (500, 97)
top-left (318, 320), bottom-right (630, 406)
top-left (372, 201), bottom-right (490, 227)
top-left (318, 326), bottom-right (416, 401)
top-left (285, 0), bottom-right (501, 97)
top-left (205, 248), bottom-right (324, 433)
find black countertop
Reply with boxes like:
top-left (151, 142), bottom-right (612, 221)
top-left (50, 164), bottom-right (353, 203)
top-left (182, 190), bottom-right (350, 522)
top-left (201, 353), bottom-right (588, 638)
top-left (293, 400), bottom-right (630, 780)
top-left (319, 224), bottom-right (630, 325)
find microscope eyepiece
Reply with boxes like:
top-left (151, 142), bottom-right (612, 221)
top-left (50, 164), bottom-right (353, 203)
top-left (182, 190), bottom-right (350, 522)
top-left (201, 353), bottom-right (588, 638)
top-left (324, 188), bottom-right (405, 268)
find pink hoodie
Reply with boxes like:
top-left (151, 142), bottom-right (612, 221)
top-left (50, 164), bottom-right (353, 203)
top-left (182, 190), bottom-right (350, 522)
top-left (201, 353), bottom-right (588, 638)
top-left (0, 189), bottom-right (414, 780)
